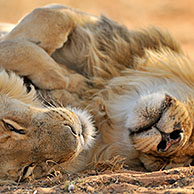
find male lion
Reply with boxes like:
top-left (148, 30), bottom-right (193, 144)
top-left (0, 4), bottom-right (193, 180)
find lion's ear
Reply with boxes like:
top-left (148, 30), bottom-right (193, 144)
top-left (0, 71), bottom-right (40, 107)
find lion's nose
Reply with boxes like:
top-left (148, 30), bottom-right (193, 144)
top-left (157, 130), bottom-right (182, 152)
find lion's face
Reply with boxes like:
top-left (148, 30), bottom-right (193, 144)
top-left (126, 92), bottom-right (193, 169)
top-left (0, 73), bottom-right (95, 183)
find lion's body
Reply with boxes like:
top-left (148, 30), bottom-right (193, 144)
top-left (0, 4), bottom-right (193, 182)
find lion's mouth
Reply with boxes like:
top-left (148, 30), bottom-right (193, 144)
top-left (157, 130), bottom-right (183, 152)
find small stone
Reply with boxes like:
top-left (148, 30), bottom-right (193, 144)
top-left (68, 184), bottom-right (75, 192)
top-left (33, 190), bottom-right (38, 194)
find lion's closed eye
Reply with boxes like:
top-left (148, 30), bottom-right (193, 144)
top-left (2, 119), bottom-right (26, 135)
top-left (63, 123), bottom-right (78, 136)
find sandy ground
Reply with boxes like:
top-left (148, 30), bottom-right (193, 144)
top-left (0, 0), bottom-right (194, 193)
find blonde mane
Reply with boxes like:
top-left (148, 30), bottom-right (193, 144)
top-left (137, 48), bottom-right (194, 88)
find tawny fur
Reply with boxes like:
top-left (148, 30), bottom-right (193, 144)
top-left (0, 70), bottom-right (95, 184)
top-left (0, 4), bottom-right (193, 181)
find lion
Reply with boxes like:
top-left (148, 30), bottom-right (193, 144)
top-left (0, 69), bottom-right (95, 184)
top-left (0, 4), bottom-right (193, 180)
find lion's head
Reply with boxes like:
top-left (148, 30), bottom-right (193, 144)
top-left (104, 49), bottom-right (194, 171)
top-left (0, 70), bottom-right (95, 184)
top-left (127, 93), bottom-right (193, 168)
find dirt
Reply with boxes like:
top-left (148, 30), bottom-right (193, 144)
top-left (0, 0), bottom-right (194, 193)
top-left (1, 167), bottom-right (194, 193)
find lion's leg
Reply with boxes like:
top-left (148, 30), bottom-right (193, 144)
top-left (2, 5), bottom-right (98, 55)
top-left (2, 6), bottom-right (75, 55)
top-left (0, 40), bottom-right (86, 91)
top-left (0, 6), bottom-right (96, 90)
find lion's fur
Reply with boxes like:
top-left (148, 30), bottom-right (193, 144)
top-left (0, 4), bottom-right (193, 182)
top-left (88, 47), bottom-right (194, 170)
top-left (0, 70), bottom-right (95, 184)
